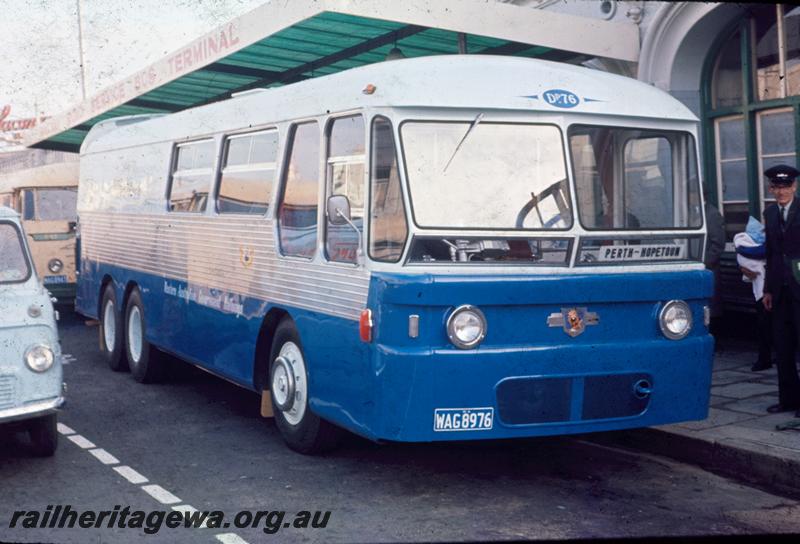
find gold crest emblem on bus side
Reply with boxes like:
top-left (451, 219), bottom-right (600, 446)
top-left (239, 246), bottom-right (254, 268)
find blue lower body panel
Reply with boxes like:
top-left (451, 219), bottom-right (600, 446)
top-left (78, 262), bottom-right (714, 444)
top-left (368, 338), bottom-right (712, 442)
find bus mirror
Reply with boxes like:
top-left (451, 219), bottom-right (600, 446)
top-left (327, 195), bottom-right (351, 225)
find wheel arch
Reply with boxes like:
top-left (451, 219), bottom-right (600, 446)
top-left (253, 307), bottom-right (292, 392)
top-left (98, 274), bottom-right (115, 317)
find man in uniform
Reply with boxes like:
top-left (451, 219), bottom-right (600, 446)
top-left (762, 164), bottom-right (800, 417)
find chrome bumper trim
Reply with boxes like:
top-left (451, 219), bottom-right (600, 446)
top-left (0, 396), bottom-right (64, 424)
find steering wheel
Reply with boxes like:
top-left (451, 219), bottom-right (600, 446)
top-left (515, 194), bottom-right (539, 228)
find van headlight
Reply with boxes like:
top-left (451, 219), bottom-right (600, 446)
top-left (48, 258), bottom-right (63, 273)
top-left (25, 345), bottom-right (55, 373)
top-left (659, 300), bottom-right (692, 340)
top-left (446, 305), bottom-right (487, 349)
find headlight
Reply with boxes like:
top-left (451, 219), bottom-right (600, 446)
top-left (25, 345), bottom-right (55, 373)
top-left (446, 305), bottom-right (487, 349)
top-left (659, 300), bottom-right (692, 340)
top-left (48, 258), bottom-right (63, 273)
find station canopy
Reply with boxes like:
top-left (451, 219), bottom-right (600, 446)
top-left (24, 0), bottom-right (639, 153)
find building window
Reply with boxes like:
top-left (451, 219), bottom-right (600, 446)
top-left (757, 108), bottom-right (797, 202)
top-left (712, 30), bottom-right (743, 109)
top-left (753, 4), bottom-right (782, 101)
top-left (706, 4), bottom-right (799, 241)
top-left (786, 6), bottom-right (800, 96)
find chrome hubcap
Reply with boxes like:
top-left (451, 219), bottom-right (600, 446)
top-left (272, 342), bottom-right (306, 426)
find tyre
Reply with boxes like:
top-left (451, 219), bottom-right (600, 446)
top-left (125, 288), bottom-right (164, 383)
top-left (100, 283), bottom-right (127, 371)
top-left (269, 319), bottom-right (341, 454)
top-left (28, 414), bottom-right (58, 457)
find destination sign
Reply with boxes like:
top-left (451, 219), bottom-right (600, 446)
top-left (596, 244), bottom-right (685, 262)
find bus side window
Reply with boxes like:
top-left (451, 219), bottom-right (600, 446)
top-left (369, 117), bottom-right (408, 263)
top-left (22, 189), bottom-right (35, 220)
top-left (168, 140), bottom-right (215, 213)
top-left (325, 115), bottom-right (365, 264)
top-left (217, 129), bottom-right (279, 214)
top-left (278, 122), bottom-right (320, 258)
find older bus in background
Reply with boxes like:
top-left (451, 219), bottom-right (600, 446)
top-left (76, 55), bottom-right (714, 454)
top-left (0, 161), bottom-right (79, 302)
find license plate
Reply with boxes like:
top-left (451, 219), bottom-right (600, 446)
top-left (44, 275), bottom-right (67, 284)
top-left (434, 407), bottom-right (493, 432)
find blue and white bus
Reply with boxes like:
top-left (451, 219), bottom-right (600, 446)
top-left (76, 55), bottom-right (713, 453)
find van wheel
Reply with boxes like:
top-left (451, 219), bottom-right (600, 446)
top-left (100, 284), bottom-right (127, 371)
top-left (28, 414), bottom-right (58, 457)
top-left (270, 319), bottom-right (341, 454)
top-left (125, 288), bottom-right (163, 383)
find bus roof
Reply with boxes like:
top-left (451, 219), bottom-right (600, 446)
top-left (83, 55), bottom-right (697, 154)
top-left (0, 162), bottom-right (79, 193)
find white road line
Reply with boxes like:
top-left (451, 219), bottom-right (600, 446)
top-left (171, 505), bottom-right (209, 528)
top-left (66, 434), bottom-right (96, 449)
top-left (113, 465), bottom-right (149, 485)
top-left (60, 426), bottom-right (218, 535)
top-left (216, 534), bottom-right (251, 544)
top-left (88, 448), bottom-right (119, 465)
top-left (141, 484), bottom-right (182, 505)
top-left (56, 423), bottom-right (76, 435)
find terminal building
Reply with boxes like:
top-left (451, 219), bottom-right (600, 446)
top-left (21, 0), bottom-right (799, 312)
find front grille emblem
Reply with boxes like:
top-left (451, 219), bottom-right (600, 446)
top-left (547, 307), bottom-right (599, 337)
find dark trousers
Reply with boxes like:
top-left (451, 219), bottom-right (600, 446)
top-left (771, 286), bottom-right (800, 407)
top-left (755, 298), bottom-right (773, 364)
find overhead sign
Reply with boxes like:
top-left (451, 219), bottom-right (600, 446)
top-left (0, 105), bottom-right (49, 145)
top-left (597, 244), bottom-right (686, 262)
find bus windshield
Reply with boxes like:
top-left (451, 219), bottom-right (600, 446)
top-left (401, 122), bottom-right (571, 230)
top-left (568, 126), bottom-right (702, 231)
top-left (0, 222), bottom-right (31, 283)
top-left (23, 188), bottom-right (78, 221)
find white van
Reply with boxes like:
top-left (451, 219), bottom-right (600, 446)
top-left (0, 205), bottom-right (64, 456)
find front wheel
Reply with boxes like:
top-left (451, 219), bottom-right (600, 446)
top-left (269, 320), bottom-right (341, 454)
top-left (125, 288), bottom-right (164, 383)
top-left (28, 414), bottom-right (58, 457)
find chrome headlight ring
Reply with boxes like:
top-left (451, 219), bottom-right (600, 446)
top-left (446, 305), bottom-right (487, 349)
top-left (25, 344), bottom-right (55, 373)
top-left (659, 300), bottom-right (693, 340)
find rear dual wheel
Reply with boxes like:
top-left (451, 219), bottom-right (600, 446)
top-left (125, 289), bottom-right (164, 383)
top-left (100, 284), bottom-right (127, 371)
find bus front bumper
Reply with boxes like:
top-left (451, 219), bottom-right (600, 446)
top-left (367, 335), bottom-right (714, 443)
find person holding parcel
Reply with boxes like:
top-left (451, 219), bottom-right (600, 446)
top-left (762, 164), bottom-right (800, 417)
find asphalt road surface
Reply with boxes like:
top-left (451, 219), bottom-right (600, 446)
top-left (1, 310), bottom-right (799, 543)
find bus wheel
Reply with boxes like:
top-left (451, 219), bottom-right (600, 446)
top-left (125, 288), bottom-right (163, 383)
top-left (269, 319), bottom-right (341, 454)
top-left (28, 414), bottom-right (58, 457)
top-left (100, 284), bottom-right (127, 371)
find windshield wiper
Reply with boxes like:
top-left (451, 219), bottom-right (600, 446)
top-left (443, 112), bottom-right (484, 173)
